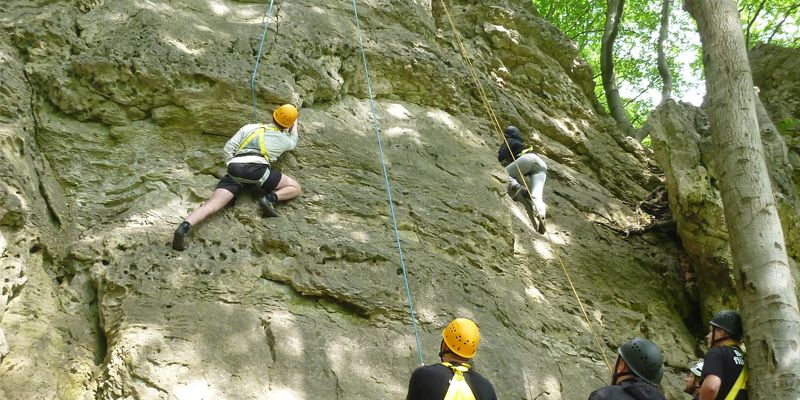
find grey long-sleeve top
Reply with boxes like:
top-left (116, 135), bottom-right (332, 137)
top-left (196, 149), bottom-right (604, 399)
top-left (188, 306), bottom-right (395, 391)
top-left (223, 123), bottom-right (299, 165)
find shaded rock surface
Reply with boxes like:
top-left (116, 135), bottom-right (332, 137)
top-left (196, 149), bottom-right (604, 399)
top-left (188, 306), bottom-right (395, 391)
top-left (751, 44), bottom-right (800, 260)
top-left (645, 101), bottom-right (735, 321)
top-left (0, 1), bottom-right (701, 399)
top-left (645, 47), bottom-right (800, 322)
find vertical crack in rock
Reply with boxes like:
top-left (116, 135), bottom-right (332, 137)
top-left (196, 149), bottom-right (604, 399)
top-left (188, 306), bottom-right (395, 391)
top-left (92, 284), bottom-right (108, 366)
top-left (332, 368), bottom-right (343, 400)
top-left (21, 69), bottom-right (61, 229)
top-left (261, 319), bottom-right (277, 365)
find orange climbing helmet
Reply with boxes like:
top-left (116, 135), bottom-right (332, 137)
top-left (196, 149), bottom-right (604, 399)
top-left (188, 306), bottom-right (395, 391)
top-left (273, 104), bottom-right (298, 128)
top-left (442, 318), bottom-right (481, 358)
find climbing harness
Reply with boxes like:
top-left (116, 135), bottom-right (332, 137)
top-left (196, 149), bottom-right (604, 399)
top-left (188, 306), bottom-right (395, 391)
top-left (441, 362), bottom-right (477, 400)
top-left (437, 0), bottom-right (612, 373)
top-left (725, 366), bottom-right (747, 400)
top-left (351, 0), bottom-right (425, 366)
top-left (236, 124), bottom-right (276, 163)
top-left (229, 124), bottom-right (279, 187)
top-left (250, 0), bottom-right (276, 123)
top-left (520, 146), bottom-right (535, 155)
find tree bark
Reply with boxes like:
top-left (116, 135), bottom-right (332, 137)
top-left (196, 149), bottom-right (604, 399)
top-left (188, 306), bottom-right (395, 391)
top-left (684, 1), bottom-right (800, 399)
top-left (601, 0), bottom-right (636, 137)
top-left (657, 0), bottom-right (673, 105)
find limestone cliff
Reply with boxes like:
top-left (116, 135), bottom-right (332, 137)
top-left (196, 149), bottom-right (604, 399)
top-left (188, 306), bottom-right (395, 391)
top-left (644, 44), bottom-right (800, 325)
top-left (1, 1), bottom-right (697, 399)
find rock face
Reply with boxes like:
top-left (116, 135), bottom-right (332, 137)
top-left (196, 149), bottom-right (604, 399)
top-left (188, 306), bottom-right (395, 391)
top-left (645, 45), bottom-right (800, 323)
top-left (645, 101), bottom-right (736, 321)
top-left (1, 1), bottom-right (697, 399)
top-left (751, 44), bottom-right (800, 260)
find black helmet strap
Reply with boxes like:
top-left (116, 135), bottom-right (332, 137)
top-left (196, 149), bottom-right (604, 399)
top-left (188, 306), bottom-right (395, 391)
top-left (710, 326), bottom-right (734, 346)
top-left (438, 339), bottom-right (453, 361)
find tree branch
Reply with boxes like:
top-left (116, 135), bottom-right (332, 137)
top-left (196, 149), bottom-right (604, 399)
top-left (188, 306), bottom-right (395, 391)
top-left (767, 2), bottom-right (800, 44)
top-left (657, 0), bottom-right (673, 103)
top-left (601, 0), bottom-right (636, 137)
top-left (745, 0), bottom-right (768, 48)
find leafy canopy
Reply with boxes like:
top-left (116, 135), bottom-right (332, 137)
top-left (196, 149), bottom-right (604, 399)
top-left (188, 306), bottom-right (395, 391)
top-left (532, 0), bottom-right (798, 127)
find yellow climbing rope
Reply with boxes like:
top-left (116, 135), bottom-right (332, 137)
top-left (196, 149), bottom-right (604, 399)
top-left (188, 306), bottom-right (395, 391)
top-left (438, 0), bottom-right (613, 373)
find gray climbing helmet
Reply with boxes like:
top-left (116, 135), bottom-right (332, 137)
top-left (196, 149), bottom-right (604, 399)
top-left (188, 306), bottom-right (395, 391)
top-left (618, 338), bottom-right (664, 386)
top-left (709, 310), bottom-right (743, 340)
top-left (503, 126), bottom-right (522, 139)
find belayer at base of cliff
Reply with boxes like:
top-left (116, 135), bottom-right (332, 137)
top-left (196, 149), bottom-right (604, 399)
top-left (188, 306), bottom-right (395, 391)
top-left (588, 338), bottom-right (667, 400)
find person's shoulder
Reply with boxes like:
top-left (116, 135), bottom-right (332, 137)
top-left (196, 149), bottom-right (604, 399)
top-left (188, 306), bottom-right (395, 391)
top-left (467, 370), bottom-right (497, 399)
top-left (411, 363), bottom-right (449, 377)
top-left (625, 380), bottom-right (667, 400)
top-left (466, 369), bottom-right (493, 385)
top-left (709, 346), bottom-right (725, 353)
top-left (706, 346), bottom-right (727, 359)
top-left (588, 385), bottom-right (622, 400)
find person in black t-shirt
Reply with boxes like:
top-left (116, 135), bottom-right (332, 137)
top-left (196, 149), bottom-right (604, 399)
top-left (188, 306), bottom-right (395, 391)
top-left (683, 360), bottom-right (703, 400)
top-left (406, 318), bottom-right (497, 400)
top-left (700, 310), bottom-right (747, 400)
top-left (587, 338), bottom-right (667, 400)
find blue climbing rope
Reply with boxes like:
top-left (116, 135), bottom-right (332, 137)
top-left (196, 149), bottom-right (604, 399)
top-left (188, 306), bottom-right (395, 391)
top-left (351, 0), bottom-right (425, 366)
top-left (250, 0), bottom-right (276, 123)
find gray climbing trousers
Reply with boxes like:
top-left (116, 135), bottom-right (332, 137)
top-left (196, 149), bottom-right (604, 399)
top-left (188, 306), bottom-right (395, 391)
top-left (506, 153), bottom-right (547, 200)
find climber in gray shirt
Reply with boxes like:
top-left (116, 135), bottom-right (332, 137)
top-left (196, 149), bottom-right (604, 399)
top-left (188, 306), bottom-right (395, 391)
top-left (172, 104), bottom-right (301, 251)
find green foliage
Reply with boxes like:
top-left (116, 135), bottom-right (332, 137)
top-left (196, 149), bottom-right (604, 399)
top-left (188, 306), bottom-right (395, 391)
top-left (533, 0), bottom-right (697, 128)
top-left (739, 0), bottom-right (800, 48)
top-left (641, 135), bottom-right (652, 149)
top-left (777, 118), bottom-right (799, 135)
top-left (532, 0), bottom-right (797, 130)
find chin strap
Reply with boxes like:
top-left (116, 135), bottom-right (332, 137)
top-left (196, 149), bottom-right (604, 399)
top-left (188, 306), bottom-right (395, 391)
top-left (711, 329), bottom-right (734, 347)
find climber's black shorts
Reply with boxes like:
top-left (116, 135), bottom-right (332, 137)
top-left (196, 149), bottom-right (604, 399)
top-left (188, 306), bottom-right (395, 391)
top-left (216, 163), bottom-right (283, 197)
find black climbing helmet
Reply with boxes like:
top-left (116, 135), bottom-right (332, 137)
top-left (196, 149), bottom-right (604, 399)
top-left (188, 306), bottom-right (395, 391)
top-left (503, 125), bottom-right (522, 139)
top-left (618, 338), bottom-right (664, 386)
top-left (709, 310), bottom-right (743, 340)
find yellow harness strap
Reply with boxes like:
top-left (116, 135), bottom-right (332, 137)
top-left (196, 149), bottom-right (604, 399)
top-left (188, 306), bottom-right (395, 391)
top-left (441, 362), bottom-right (476, 400)
top-left (238, 124), bottom-right (277, 162)
top-left (519, 146), bottom-right (534, 155)
top-left (724, 366), bottom-right (747, 400)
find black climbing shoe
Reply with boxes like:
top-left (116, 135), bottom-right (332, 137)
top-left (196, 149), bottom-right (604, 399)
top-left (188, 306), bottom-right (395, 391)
top-left (172, 221), bottom-right (192, 251)
top-left (259, 195), bottom-right (279, 218)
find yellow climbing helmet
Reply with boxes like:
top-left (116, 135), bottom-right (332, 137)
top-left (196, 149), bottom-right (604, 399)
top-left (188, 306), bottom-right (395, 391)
top-left (273, 104), bottom-right (298, 128)
top-left (442, 318), bottom-right (480, 359)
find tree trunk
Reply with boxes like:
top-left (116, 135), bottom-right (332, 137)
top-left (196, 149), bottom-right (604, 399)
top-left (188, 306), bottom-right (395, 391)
top-left (657, 0), bottom-right (673, 105)
top-left (601, 0), bottom-right (636, 137)
top-left (684, 1), bottom-right (800, 399)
